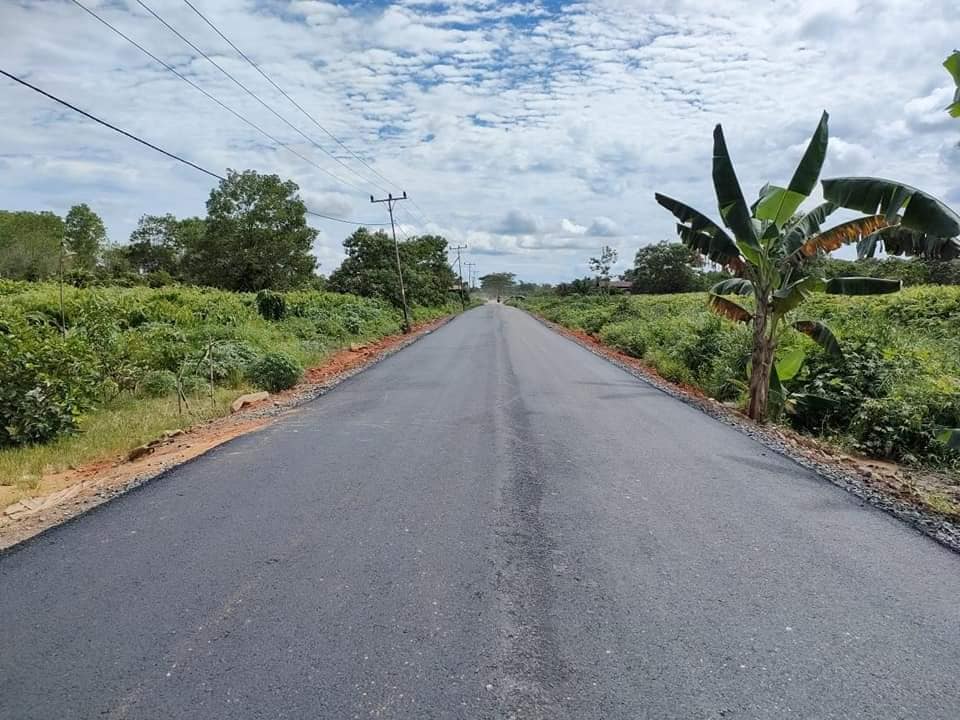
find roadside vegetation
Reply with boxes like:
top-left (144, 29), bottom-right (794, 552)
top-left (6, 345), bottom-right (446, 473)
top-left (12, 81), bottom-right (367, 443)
top-left (517, 289), bottom-right (960, 472)
top-left (0, 169), bottom-right (470, 497)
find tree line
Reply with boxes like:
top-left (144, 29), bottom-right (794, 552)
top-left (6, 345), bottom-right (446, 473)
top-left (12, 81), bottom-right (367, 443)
top-left (0, 169), bottom-right (457, 308)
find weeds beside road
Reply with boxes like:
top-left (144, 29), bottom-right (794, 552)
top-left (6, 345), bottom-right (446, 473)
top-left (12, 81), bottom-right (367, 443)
top-left (515, 289), bottom-right (960, 518)
top-left (0, 281), bottom-right (461, 503)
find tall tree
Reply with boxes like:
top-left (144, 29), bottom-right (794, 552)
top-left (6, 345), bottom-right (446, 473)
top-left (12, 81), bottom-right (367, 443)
top-left (630, 241), bottom-right (702, 294)
top-left (328, 228), bottom-right (456, 307)
top-left (185, 170), bottom-right (317, 291)
top-left (64, 203), bottom-right (106, 270)
top-left (479, 272), bottom-right (515, 301)
top-left (125, 214), bottom-right (202, 276)
top-left (0, 210), bottom-right (64, 280)
top-left (588, 245), bottom-right (618, 291)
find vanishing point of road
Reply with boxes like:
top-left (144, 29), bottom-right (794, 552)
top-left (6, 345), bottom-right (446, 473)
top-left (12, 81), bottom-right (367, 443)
top-left (2, 304), bottom-right (959, 719)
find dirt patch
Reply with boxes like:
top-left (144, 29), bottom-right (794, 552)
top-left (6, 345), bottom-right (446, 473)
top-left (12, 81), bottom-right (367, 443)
top-left (0, 316), bottom-right (451, 551)
top-left (532, 313), bottom-right (960, 552)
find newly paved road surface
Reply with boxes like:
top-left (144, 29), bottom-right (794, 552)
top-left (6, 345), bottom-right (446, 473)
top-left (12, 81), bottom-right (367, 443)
top-left (3, 304), bottom-right (960, 719)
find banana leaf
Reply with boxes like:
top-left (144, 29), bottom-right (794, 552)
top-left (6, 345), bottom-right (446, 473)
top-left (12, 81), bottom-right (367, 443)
top-left (866, 226), bottom-right (960, 260)
top-left (712, 125), bottom-right (760, 248)
top-left (710, 278), bottom-right (754, 296)
top-left (822, 177), bottom-right (960, 238)
top-left (800, 216), bottom-right (888, 256)
top-left (787, 111), bottom-right (829, 196)
top-left (708, 293), bottom-right (752, 323)
top-left (824, 277), bottom-right (902, 295)
top-left (783, 202), bottom-right (836, 255)
top-left (655, 193), bottom-right (744, 269)
top-left (793, 320), bottom-right (842, 357)
top-left (945, 51), bottom-right (960, 118)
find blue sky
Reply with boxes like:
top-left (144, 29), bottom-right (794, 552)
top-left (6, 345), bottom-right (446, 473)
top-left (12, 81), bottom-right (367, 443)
top-left (1, 0), bottom-right (958, 282)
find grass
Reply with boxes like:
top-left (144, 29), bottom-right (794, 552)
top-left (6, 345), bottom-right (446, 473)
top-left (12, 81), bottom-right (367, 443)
top-left (0, 385), bottom-right (246, 507)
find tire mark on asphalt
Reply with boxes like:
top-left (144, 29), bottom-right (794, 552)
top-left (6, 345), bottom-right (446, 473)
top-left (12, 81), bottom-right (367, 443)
top-left (490, 310), bottom-right (571, 719)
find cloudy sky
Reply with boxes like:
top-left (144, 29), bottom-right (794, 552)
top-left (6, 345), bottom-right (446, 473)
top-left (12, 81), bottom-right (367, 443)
top-left (1, 0), bottom-right (958, 282)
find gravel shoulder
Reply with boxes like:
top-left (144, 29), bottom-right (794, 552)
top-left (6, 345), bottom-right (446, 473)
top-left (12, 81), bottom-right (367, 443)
top-left (521, 308), bottom-right (960, 553)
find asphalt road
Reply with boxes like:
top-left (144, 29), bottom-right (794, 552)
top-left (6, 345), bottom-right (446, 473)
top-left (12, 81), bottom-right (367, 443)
top-left (2, 303), bottom-right (960, 719)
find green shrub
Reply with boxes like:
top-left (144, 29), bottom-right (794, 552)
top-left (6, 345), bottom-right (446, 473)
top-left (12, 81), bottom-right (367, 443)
top-left (140, 369), bottom-right (177, 397)
top-left (247, 351), bottom-right (303, 392)
top-left (0, 326), bottom-right (100, 446)
top-left (518, 287), bottom-right (960, 468)
top-left (0, 283), bottom-right (451, 448)
top-left (256, 290), bottom-right (287, 321)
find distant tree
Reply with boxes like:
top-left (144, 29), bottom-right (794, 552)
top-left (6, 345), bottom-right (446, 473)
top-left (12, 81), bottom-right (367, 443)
top-left (64, 203), bottom-right (106, 270)
top-left (124, 214), bottom-right (203, 276)
top-left (479, 272), bottom-right (516, 301)
top-left (555, 276), bottom-right (597, 295)
top-left (630, 241), bottom-right (703, 294)
top-left (588, 245), bottom-right (618, 291)
top-left (328, 228), bottom-right (456, 307)
top-left (0, 210), bottom-right (64, 280)
top-left (184, 170), bottom-right (317, 291)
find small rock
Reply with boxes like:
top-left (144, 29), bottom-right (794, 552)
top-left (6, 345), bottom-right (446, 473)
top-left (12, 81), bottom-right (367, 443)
top-left (230, 391), bottom-right (270, 413)
top-left (349, 343), bottom-right (364, 352)
top-left (127, 445), bottom-right (154, 462)
top-left (163, 429), bottom-right (184, 439)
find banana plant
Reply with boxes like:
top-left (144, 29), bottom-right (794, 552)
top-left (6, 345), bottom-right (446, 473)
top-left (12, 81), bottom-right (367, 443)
top-left (655, 111), bottom-right (960, 422)
top-left (945, 50), bottom-right (960, 119)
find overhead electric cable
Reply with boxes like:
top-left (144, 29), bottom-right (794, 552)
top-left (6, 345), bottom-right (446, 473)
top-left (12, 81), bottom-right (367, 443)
top-left (0, 69), bottom-right (391, 226)
top-left (182, 0), bottom-right (395, 194)
top-left (68, 0), bottom-right (362, 191)
top-left (135, 0), bottom-right (377, 194)
top-left (180, 0), bottom-right (440, 229)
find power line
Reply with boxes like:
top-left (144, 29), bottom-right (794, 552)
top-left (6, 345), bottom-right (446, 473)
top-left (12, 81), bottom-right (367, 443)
top-left (135, 0), bottom-right (376, 195)
top-left (68, 0), bottom-right (360, 192)
top-left (179, 1), bottom-right (444, 231)
top-left (181, 0), bottom-right (395, 195)
top-left (1, 68), bottom-right (391, 227)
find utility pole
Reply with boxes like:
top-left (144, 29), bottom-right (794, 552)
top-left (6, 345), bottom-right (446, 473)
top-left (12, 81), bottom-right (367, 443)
top-left (450, 244), bottom-right (467, 310)
top-left (464, 262), bottom-right (476, 289)
top-left (371, 191), bottom-right (411, 333)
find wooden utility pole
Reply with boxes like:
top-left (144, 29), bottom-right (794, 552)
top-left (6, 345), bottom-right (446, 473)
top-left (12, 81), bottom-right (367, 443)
top-left (370, 191), bottom-right (411, 333)
top-left (450, 244), bottom-right (467, 310)
top-left (464, 262), bottom-right (476, 289)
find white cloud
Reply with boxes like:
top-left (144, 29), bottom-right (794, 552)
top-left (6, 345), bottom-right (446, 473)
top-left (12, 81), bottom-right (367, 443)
top-left (1, 0), bottom-right (958, 282)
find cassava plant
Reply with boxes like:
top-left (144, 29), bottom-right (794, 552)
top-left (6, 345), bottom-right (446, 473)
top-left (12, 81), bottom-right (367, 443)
top-left (656, 111), bottom-right (960, 422)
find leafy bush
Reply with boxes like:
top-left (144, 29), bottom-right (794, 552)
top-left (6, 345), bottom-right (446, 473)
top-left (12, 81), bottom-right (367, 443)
top-left (140, 369), bottom-right (177, 397)
top-left (247, 352), bottom-right (303, 392)
top-left (520, 287), bottom-right (960, 469)
top-left (0, 283), bottom-right (456, 447)
top-left (0, 326), bottom-right (100, 446)
top-left (256, 290), bottom-right (287, 321)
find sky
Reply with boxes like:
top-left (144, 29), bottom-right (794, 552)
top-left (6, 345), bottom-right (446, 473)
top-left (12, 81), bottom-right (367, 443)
top-left (1, 0), bottom-right (958, 283)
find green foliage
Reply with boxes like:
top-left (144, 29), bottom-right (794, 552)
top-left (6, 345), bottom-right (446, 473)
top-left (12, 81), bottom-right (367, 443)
top-left (657, 111), bottom-right (960, 422)
top-left (256, 290), bottom-right (287, 321)
top-left (0, 324), bottom-right (100, 447)
top-left (588, 245), bottom-right (618, 288)
top-left (328, 228), bottom-right (457, 307)
top-left (183, 170), bottom-right (318, 291)
top-left (629, 241), bottom-right (703, 294)
top-left (64, 204), bottom-right (106, 270)
top-left (140, 369), bottom-right (178, 398)
top-left (520, 289), bottom-right (960, 469)
top-left (247, 352), bottom-right (303, 392)
top-left (0, 283), bottom-right (455, 448)
top-left (0, 210), bottom-right (64, 280)
top-left (479, 272), bottom-right (516, 298)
